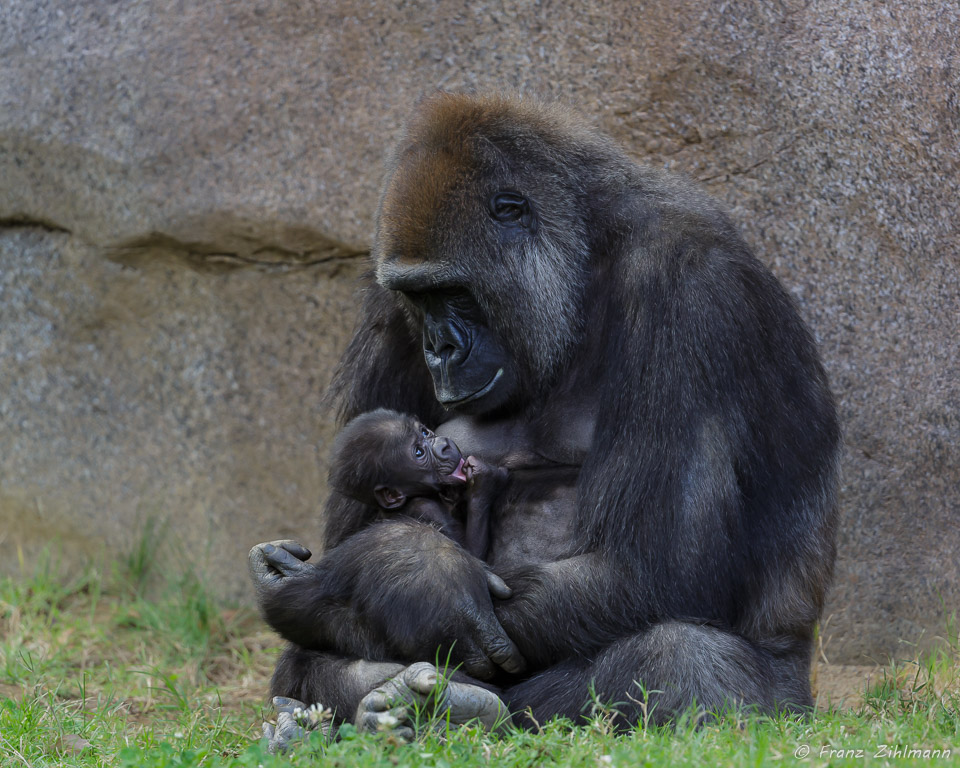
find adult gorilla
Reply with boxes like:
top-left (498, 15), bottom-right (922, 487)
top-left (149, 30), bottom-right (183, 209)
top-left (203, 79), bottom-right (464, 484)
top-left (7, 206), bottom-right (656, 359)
top-left (250, 92), bottom-right (840, 734)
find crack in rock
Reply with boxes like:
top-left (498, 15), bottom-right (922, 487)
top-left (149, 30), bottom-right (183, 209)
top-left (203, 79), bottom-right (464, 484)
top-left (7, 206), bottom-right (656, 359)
top-left (106, 231), bottom-right (367, 274)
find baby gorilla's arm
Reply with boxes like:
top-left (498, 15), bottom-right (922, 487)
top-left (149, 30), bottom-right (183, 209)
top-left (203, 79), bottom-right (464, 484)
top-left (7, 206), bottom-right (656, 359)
top-left (404, 497), bottom-right (466, 547)
top-left (463, 457), bottom-right (509, 560)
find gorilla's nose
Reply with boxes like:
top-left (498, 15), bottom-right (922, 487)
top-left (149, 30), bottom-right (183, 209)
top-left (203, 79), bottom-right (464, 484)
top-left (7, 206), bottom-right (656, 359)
top-left (423, 317), bottom-right (469, 370)
top-left (435, 436), bottom-right (458, 459)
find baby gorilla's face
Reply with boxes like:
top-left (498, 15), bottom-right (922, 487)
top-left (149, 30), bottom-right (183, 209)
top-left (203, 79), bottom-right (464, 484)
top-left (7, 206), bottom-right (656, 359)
top-left (368, 415), bottom-right (473, 510)
top-left (400, 419), bottom-right (468, 490)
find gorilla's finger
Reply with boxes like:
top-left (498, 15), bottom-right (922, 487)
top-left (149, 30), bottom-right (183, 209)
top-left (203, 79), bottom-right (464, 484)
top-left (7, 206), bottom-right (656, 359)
top-left (263, 545), bottom-right (311, 576)
top-left (362, 688), bottom-right (412, 713)
top-left (357, 705), bottom-right (411, 734)
top-left (247, 545), bottom-right (273, 576)
top-left (454, 637), bottom-right (497, 681)
top-left (388, 705), bottom-right (410, 724)
top-left (273, 540), bottom-right (312, 561)
top-left (248, 542), bottom-right (312, 587)
top-left (402, 662), bottom-right (440, 695)
top-left (276, 711), bottom-right (303, 735)
top-left (477, 615), bottom-right (526, 675)
top-left (401, 662), bottom-right (508, 731)
top-left (485, 570), bottom-right (512, 600)
top-left (270, 711), bottom-right (306, 754)
top-left (436, 684), bottom-right (507, 729)
top-left (272, 696), bottom-right (307, 715)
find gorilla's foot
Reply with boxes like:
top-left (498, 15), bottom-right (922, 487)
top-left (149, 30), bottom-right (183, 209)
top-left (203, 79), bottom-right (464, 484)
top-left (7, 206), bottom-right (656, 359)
top-left (262, 696), bottom-right (331, 754)
top-left (355, 662), bottom-right (508, 739)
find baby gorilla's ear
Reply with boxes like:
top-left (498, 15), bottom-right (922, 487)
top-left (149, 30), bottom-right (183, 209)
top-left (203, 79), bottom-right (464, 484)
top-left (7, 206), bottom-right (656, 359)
top-left (374, 485), bottom-right (407, 510)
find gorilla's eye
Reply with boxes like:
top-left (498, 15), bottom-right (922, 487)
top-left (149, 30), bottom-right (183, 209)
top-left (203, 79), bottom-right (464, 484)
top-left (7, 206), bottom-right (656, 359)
top-left (414, 445), bottom-right (425, 458)
top-left (421, 426), bottom-right (430, 438)
top-left (489, 192), bottom-right (531, 225)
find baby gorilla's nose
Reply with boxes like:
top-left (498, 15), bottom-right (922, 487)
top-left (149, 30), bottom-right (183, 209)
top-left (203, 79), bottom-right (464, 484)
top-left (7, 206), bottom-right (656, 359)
top-left (434, 436), bottom-right (456, 458)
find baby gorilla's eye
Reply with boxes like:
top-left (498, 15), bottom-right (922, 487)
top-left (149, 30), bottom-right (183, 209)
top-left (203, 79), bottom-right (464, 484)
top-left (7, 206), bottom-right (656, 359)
top-left (415, 445), bottom-right (425, 458)
top-left (421, 426), bottom-right (430, 437)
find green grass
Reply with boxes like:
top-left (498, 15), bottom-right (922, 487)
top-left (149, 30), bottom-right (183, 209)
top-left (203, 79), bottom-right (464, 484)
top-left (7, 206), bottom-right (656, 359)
top-left (1, 548), bottom-right (958, 767)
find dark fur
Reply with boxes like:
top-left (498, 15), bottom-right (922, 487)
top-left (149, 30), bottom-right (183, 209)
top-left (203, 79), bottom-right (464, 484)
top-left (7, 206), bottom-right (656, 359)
top-left (259, 93), bottom-right (841, 726)
top-left (326, 408), bottom-right (498, 557)
top-left (328, 408), bottom-right (415, 508)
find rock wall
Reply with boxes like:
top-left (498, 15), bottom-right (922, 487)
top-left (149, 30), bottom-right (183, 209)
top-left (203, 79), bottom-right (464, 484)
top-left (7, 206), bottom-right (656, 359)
top-left (1, 0), bottom-right (957, 662)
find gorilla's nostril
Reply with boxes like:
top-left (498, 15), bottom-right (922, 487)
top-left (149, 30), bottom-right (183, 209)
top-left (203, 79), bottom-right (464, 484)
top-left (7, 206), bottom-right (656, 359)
top-left (438, 344), bottom-right (456, 363)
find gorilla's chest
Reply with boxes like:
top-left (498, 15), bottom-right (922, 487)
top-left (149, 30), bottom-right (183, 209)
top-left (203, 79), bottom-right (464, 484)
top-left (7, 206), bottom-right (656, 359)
top-left (436, 413), bottom-right (590, 569)
top-left (487, 466), bottom-right (581, 570)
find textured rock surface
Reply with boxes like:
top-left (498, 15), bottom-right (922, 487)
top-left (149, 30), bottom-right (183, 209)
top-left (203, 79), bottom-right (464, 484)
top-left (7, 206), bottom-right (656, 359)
top-left (0, 226), bottom-right (361, 596)
top-left (1, 0), bottom-right (957, 660)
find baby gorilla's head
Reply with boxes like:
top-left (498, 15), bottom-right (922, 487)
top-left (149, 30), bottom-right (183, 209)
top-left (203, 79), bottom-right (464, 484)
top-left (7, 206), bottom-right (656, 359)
top-left (329, 409), bottom-right (467, 509)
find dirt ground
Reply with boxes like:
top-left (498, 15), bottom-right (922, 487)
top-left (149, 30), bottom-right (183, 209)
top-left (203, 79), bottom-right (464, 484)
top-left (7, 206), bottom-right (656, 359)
top-left (812, 662), bottom-right (882, 710)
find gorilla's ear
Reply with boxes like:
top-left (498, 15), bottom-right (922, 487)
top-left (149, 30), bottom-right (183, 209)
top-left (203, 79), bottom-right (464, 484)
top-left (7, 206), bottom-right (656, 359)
top-left (374, 486), bottom-right (406, 510)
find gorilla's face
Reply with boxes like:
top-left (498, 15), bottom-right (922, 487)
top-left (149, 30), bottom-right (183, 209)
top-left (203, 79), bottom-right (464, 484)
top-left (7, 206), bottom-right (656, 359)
top-left (373, 96), bottom-right (591, 415)
top-left (403, 286), bottom-right (520, 413)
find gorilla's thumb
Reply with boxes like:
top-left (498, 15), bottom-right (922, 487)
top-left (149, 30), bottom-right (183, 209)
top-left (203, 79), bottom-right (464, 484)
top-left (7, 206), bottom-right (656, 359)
top-left (485, 570), bottom-right (512, 600)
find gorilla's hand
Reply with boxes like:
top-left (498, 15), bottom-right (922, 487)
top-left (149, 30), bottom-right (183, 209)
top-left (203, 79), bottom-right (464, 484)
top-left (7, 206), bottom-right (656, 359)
top-left (262, 696), bottom-right (306, 754)
top-left (247, 539), bottom-right (345, 649)
top-left (463, 456), bottom-right (509, 491)
top-left (248, 540), bottom-right (314, 605)
top-left (439, 577), bottom-right (526, 679)
top-left (352, 521), bottom-right (526, 678)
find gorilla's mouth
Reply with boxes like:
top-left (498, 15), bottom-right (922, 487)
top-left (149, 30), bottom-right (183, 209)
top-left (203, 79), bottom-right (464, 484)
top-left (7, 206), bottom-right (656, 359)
top-left (445, 458), bottom-right (468, 484)
top-left (445, 368), bottom-right (504, 407)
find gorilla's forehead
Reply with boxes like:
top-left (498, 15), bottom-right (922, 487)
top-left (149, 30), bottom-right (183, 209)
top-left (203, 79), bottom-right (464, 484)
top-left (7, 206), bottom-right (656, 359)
top-left (378, 143), bottom-right (477, 270)
top-left (374, 93), bottom-right (591, 291)
top-left (376, 93), bottom-right (547, 271)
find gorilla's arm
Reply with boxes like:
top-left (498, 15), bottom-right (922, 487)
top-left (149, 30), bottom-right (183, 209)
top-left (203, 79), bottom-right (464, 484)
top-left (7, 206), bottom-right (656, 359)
top-left (463, 456), bottom-right (509, 560)
top-left (494, 247), bottom-right (841, 669)
top-left (403, 497), bottom-right (466, 545)
top-left (249, 520), bottom-right (526, 679)
top-left (491, 554), bottom-right (635, 669)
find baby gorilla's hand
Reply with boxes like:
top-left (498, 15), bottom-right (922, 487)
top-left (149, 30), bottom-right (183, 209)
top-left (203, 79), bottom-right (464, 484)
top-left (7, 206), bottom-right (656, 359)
top-left (463, 456), bottom-right (509, 493)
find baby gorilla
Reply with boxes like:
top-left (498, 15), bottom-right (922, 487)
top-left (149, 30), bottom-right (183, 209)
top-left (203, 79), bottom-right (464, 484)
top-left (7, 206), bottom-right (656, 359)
top-left (328, 408), bottom-right (508, 559)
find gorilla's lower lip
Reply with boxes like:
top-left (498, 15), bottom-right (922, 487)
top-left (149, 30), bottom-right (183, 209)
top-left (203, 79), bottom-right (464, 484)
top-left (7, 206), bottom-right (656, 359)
top-left (442, 368), bottom-right (504, 407)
